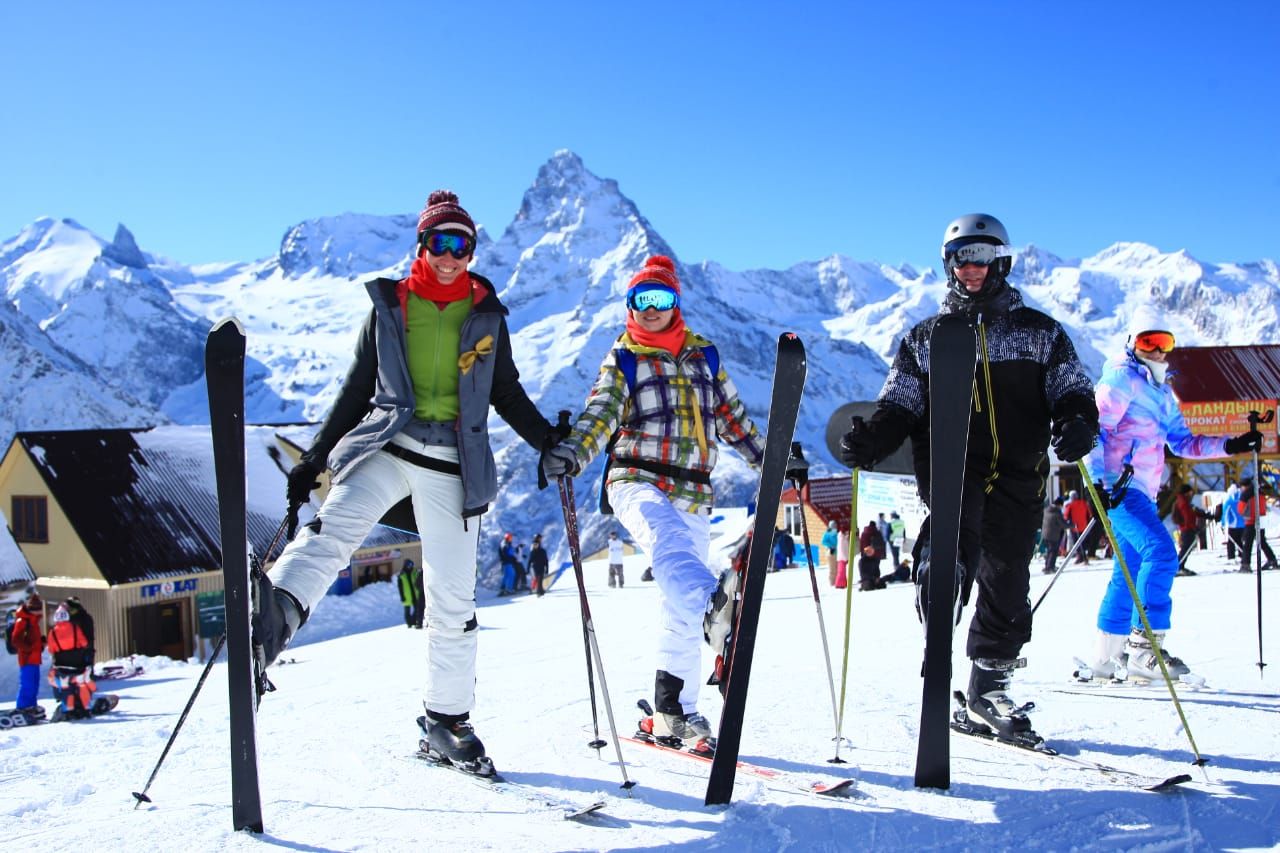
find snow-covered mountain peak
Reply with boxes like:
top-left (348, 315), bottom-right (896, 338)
top-left (102, 223), bottom-right (148, 268)
top-left (276, 212), bottom-right (420, 279)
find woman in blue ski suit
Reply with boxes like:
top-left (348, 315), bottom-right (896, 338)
top-left (1083, 314), bottom-right (1260, 681)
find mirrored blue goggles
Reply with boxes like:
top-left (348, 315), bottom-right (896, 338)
top-left (421, 229), bottom-right (476, 259)
top-left (945, 241), bottom-right (1004, 268)
top-left (626, 283), bottom-right (679, 312)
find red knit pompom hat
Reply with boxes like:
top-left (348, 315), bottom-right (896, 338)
top-left (627, 255), bottom-right (680, 294)
top-left (417, 190), bottom-right (476, 237)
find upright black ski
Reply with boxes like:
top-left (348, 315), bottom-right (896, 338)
top-left (914, 314), bottom-right (976, 790)
top-left (706, 333), bottom-right (807, 806)
top-left (206, 318), bottom-right (264, 833)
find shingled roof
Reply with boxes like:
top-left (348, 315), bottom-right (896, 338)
top-left (1167, 345), bottom-right (1280, 403)
top-left (11, 425), bottom-right (416, 586)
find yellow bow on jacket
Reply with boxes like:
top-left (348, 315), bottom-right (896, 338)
top-left (458, 335), bottom-right (494, 375)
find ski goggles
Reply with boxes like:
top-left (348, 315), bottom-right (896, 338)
top-left (944, 240), bottom-right (1007, 268)
top-left (420, 229), bottom-right (476, 259)
top-left (1134, 331), bottom-right (1176, 353)
top-left (626, 283), bottom-right (679, 312)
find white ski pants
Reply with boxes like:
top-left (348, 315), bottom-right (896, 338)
top-left (609, 481), bottom-right (713, 713)
top-left (270, 435), bottom-right (480, 716)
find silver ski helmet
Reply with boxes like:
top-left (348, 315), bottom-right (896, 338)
top-left (941, 213), bottom-right (1012, 301)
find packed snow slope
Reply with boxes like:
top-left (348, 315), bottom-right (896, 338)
top-left (2, 540), bottom-right (1277, 851)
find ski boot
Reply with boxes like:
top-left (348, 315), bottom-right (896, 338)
top-left (636, 699), bottom-right (716, 756)
top-left (417, 713), bottom-right (494, 777)
top-left (1124, 630), bottom-right (1190, 681)
top-left (252, 572), bottom-right (307, 668)
top-left (703, 566), bottom-right (742, 689)
top-left (1073, 630), bottom-right (1129, 682)
top-left (964, 658), bottom-right (1042, 747)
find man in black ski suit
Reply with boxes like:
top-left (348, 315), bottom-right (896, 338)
top-left (839, 213), bottom-right (1098, 743)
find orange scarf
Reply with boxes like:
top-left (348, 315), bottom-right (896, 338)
top-left (406, 255), bottom-right (471, 306)
top-left (626, 309), bottom-right (687, 356)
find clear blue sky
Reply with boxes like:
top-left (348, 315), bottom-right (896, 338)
top-left (2, 2), bottom-right (1277, 272)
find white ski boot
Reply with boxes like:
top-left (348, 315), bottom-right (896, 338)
top-left (1125, 630), bottom-right (1190, 681)
top-left (702, 567), bottom-right (740, 654)
top-left (1074, 630), bottom-right (1129, 682)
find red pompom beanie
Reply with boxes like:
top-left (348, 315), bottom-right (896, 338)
top-left (628, 255), bottom-right (680, 294)
top-left (417, 190), bottom-right (476, 236)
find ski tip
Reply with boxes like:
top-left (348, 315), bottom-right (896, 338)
top-left (813, 779), bottom-right (859, 798)
top-left (1148, 773), bottom-right (1193, 792)
top-left (565, 801), bottom-right (608, 820)
top-left (210, 317), bottom-right (245, 336)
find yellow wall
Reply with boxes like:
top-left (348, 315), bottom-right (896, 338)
top-left (0, 441), bottom-right (102, 582)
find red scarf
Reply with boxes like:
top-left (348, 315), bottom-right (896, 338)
top-left (406, 255), bottom-right (471, 305)
top-left (626, 309), bottom-right (688, 356)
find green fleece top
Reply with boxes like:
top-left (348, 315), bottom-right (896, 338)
top-left (406, 293), bottom-right (470, 422)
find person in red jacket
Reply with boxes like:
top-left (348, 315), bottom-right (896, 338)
top-left (1239, 478), bottom-right (1278, 573)
top-left (1063, 490), bottom-right (1093, 563)
top-left (47, 602), bottom-right (96, 719)
top-left (1171, 484), bottom-right (1201, 576)
top-left (10, 586), bottom-right (45, 717)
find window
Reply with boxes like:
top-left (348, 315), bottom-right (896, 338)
top-left (11, 496), bottom-right (48, 543)
top-left (784, 504), bottom-right (804, 536)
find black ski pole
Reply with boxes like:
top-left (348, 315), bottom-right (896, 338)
top-left (1030, 517), bottom-right (1094, 616)
top-left (1247, 409), bottom-right (1273, 677)
top-left (1033, 466), bottom-right (1133, 617)
top-left (557, 469), bottom-right (635, 790)
top-left (787, 443), bottom-right (844, 761)
top-left (132, 517), bottom-right (290, 809)
top-left (549, 412), bottom-right (605, 750)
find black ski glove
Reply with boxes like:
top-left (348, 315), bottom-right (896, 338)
top-left (785, 442), bottom-right (810, 486)
top-left (1051, 415), bottom-right (1098, 463)
top-left (287, 459), bottom-right (323, 506)
top-left (1224, 430), bottom-right (1264, 455)
top-left (839, 417), bottom-right (877, 470)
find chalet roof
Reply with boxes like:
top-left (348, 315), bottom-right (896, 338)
top-left (802, 476), bottom-right (854, 531)
top-left (11, 425), bottom-right (416, 586)
top-left (1167, 345), bottom-right (1280, 404)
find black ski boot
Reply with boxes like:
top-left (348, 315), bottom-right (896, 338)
top-left (252, 572), bottom-right (306, 667)
top-left (417, 712), bottom-right (493, 776)
top-left (965, 658), bottom-right (1041, 746)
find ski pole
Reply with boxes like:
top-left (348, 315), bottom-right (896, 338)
top-left (557, 472), bottom-right (635, 790)
top-left (1030, 517), bottom-right (1094, 616)
top-left (1033, 466), bottom-right (1133, 617)
top-left (832, 467), bottom-right (859, 764)
top-left (1247, 409), bottom-right (1273, 677)
top-left (1077, 462), bottom-right (1209, 774)
top-left (787, 443), bottom-right (844, 760)
top-left (132, 516), bottom-right (291, 809)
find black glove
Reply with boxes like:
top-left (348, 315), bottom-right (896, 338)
top-left (1051, 415), bottom-right (1097, 463)
top-left (839, 417), bottom-right (877, 470)
top-left (287, 460), bottom-right (323, 508)
top-left (541, 445), bottom-right (579, 479)
top-left (785, 442), bottom-right (809, 486)
top-left (1224, 430), bottom-right (1264, 455)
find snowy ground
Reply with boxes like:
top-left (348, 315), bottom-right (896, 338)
top-left (2, 540), bottom-right (1278, 852)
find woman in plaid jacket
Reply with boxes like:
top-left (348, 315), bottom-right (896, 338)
top-left (543, 255), bottom-right (764, 750)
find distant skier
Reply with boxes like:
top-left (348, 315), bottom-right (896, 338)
top-left (528, 534), bottom-right (549, 597)
top-left (1080, 309), bottom-right (1262, 683)
top-left (397, 560), bottom-right (424, 629)
top-left (47, 602), bottom-right (97, 720)
top-left (839, 213), bottom-right (1098, 744)
top-left (9, 586), bottom-right (45, 720)
top-left (253, 190), bottom-right (562, 773)
top-left (606, 530), bottom-right (625, 588)
top-left (542, 254), bottom-right (799, 751)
